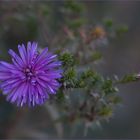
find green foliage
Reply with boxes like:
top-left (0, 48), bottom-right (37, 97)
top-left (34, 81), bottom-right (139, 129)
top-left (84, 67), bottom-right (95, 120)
top-left (55, 90), bottom-right (65, 103)
top-left (26, 16), bottom-right (38, 39)
top-left (67, 18), bottom-right (86, 29)
top-left (79, 70), bottom-right (102, 89)
top-left (59, 53), bottom-right (76, 68)
top-left (104, 18), bottom-right (113, 28)
top-left (64, 68), bottom-right (76, 80)
top-left (116, 25), bottom-right (128, 36)
top-left (62, 68), bottom-right (77, 88)
top-left (108, 96), bottom-right (122, 104)
top-left (119, 74), bottom-right (139, 83)
top-left (98, 106), bottom-right (112, 117)
top-left (64, 0), bottom-right (84, 13)
top-left (40, 5), bottom-right (49, 16)
top-left (102, 79), bottom-right (118, 95)
top-left (91, 51), bottom-right (102, 61)
top-left (81, 69), bottom-right (95, 79)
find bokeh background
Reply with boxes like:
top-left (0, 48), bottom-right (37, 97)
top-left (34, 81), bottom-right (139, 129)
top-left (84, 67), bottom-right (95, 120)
top-left (0, 1), bottom-right (140, 139)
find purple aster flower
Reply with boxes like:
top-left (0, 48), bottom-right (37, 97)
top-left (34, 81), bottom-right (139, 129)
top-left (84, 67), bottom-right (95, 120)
top-left (0, 42), bottom-right (62, 107)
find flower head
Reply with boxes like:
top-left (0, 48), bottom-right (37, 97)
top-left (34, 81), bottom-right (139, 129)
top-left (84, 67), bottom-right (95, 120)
top-left (0, 42), bottom-right (62, 107)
